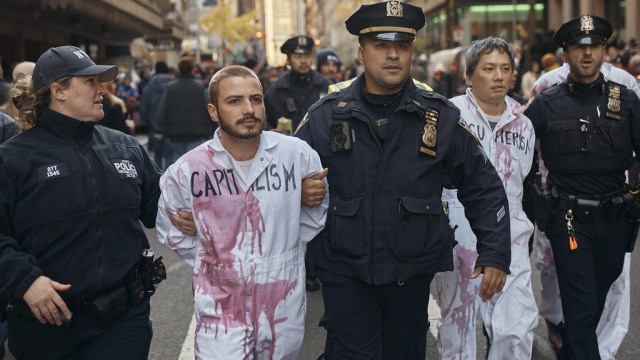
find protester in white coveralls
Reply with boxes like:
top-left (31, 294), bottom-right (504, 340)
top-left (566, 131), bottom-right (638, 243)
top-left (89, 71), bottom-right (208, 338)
top-left (529, 61), bottom-right (638, 359)
top-left (156, 65), bottom-right (329, 360)
top-left (435, 37), bottom-right (538, 360)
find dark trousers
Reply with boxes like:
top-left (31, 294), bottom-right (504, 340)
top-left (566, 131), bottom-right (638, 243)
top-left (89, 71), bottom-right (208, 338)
top-left (7, 298), bottom-right (152, 360)
top-left (317, 268), bottom-right (433, 360)
top-left (546, 212), bottom-right (630, 360)
top-left (0, 322), bottom-right (6, 359)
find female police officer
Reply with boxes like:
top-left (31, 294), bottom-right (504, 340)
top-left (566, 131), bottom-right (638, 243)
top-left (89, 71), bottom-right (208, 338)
top-left (0, 46), bottom-right (188, 359)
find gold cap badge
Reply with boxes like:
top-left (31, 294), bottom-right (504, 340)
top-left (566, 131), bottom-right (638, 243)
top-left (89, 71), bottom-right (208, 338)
top-left (386, 1), bottom-right (403, 17)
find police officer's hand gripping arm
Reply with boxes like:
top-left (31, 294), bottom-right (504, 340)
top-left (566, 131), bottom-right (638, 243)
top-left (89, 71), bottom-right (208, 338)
top-left (446, 122), bottom-right (511, 302)
top-left (302, 168), bottom-right (328, 207)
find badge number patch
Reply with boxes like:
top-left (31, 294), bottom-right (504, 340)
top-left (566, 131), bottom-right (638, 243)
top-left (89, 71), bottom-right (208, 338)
top-left (37, 163), bottom-right (70, 182)
top-left (112, 159), bottom-right (138, 179)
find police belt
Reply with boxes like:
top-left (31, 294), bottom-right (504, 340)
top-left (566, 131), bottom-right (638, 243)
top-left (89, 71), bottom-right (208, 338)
top-left (551, 187), bottom-right (634, 222)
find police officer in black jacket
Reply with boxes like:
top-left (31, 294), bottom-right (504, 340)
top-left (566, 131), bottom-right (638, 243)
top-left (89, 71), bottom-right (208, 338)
top-left (0, 46), bottom-right (195, 360)
top-left (264, 35), bottom-right (332, 132)
top-left (524, 15), bottom-right (640, 360)
top-left (295, 2), bottom-right (512, 359)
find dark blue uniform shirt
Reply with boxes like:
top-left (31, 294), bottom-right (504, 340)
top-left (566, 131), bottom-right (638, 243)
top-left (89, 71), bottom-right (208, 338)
top-left (295, 75), bottom-right (512, 285)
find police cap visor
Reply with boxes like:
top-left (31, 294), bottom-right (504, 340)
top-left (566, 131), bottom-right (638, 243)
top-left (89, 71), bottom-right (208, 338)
top-left (362, 32), bottom-right (415, 42)
top-left (567, 36), bottom-right (606, 46)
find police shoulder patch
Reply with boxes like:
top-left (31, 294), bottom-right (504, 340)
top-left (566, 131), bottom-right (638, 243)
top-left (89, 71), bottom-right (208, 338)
top-left (457, 116), bottom-right (479, 142)
top-left (412, 79), bottom-right (434, 91)
top-left (522, 96), bottom-right (535, 113)
top-left (294, 114), bottom-right (310, 134)
top-left (328, 78), bottom-right (356, 94)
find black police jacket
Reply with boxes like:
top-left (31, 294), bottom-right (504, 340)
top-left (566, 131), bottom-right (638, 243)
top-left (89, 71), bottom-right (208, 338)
top-left (525, 74), bottom-right (640, 195)
top-left (264, 70), bottom-right (332, 131)
top-left (295, 75), bottom-right (511, 284)
top-left (0, 108), bottom-right (162, 302)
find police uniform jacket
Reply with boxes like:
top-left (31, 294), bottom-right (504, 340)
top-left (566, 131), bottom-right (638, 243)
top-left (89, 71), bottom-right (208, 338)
top-left (295, 75), bottom-right (512, 284)
top-left (0, 108), bottom-right (162, 303)
top-left (264, 70), bottom-right (332, 131)
top-left (525, 74), bottom-right (640, 195)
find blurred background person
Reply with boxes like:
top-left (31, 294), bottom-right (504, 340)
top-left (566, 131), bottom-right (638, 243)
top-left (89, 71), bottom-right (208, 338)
top-left (99, 80), bottom-right (133, 135)
top-left (541, 53), bottom-right (560, 74)
top-left (316, 48), bottom-right (342, 83)
top-left (431, 62), bottom-right (452, 98)
top-left (140, 61), bottom-right (173, 169)
top-left (264, 35), bottom-right (331, 134)
top-left (520, 61), bottom-right (541, 99)
top-left (117, 76), bottom-right (138, 120)
top-left (0, 61), bottom-right (35, 120)
top-left (409, 53), bottom-right (428, 82)
top-left (155, 57), bottom-right (214, 165)
top-left (508, 69), bottom-right (527, 105)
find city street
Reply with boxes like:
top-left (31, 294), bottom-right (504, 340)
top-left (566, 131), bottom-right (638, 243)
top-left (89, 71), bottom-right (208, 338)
top-left (3, 226), bottom-right (640, 360)
top-left (147, 227), bottom-right (640, 360)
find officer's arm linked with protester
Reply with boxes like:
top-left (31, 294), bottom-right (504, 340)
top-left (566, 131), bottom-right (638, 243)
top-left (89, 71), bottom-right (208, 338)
top-left (294, 2), bottom-right (511, 358)
top-left (0, 46), bottom-right (195, 360)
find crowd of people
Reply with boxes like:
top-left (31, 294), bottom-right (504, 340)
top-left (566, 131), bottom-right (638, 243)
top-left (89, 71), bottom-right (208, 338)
top-left (0, 2), bottom-right (639, 360)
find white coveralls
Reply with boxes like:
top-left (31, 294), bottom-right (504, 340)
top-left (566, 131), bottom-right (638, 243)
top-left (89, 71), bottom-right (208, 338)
top-left (435, 89), bottom-right (538, 360)
top-left (156, 131), bottom-right (328, 360)
top-left (530, 63), bottom-right (637, 359)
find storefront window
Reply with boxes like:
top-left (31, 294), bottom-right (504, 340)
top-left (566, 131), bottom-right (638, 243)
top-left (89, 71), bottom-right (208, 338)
top-left (423, 8), bottom-right (448, 53)
top-left (422, 2), bottom-right (546, 52)
top-left (462, 3), bottom-right (545, 43)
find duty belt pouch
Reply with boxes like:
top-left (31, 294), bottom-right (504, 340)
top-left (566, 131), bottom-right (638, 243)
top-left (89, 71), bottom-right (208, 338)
top-left (624, 193), bottom-right (640, 220)
top-left (575, 198), bottom-right (600, 224)
top-left (605, 196), bottom-right (625, 220)
top-left (91, 286), bottom-right (129, 329)
top-left (530, 183), bottom-right (553, 232)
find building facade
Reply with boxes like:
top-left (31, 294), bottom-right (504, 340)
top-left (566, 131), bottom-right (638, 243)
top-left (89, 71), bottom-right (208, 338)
top-left (0, 0), bottom-right (184, 74)
top-left (416, 0), bottom-right (634, 53)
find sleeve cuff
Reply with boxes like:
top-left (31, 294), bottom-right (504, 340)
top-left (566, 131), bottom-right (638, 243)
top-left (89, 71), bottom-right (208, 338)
top-left (13, 266), bottom-right (43, 300)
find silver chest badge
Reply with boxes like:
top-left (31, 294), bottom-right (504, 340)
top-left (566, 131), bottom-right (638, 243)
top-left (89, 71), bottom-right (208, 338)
top-left (608, 98), bottom-right (621, 112)
top-left (387, 1), bottom-right (403, 17)
top-left (580, 15), bottom-right (594, 32)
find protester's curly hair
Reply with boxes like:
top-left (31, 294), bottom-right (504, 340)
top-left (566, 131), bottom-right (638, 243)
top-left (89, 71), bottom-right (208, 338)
top-left (9, 75), bottom-right (71, 130)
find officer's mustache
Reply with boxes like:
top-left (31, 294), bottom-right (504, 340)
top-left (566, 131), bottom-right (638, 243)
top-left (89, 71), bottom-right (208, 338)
top-left (382, 61), bottom-right (404, 69)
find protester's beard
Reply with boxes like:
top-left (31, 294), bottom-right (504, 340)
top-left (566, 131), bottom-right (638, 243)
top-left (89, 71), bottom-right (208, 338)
top-left (219, 114), bottom-right (264, 140)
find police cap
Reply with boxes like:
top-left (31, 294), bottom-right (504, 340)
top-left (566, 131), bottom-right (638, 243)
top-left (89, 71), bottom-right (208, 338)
top-left (345, 1), bottom-right (425, 42)
top-left (554, 15), bottom-right (612, 47)
top-left (280, 36), bottom-right (314, 54)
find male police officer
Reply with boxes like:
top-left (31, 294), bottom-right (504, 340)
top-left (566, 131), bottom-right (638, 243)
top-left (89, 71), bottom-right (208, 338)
top-left (264, 35), bottom-right (332, 133)
top-left (529, 42), bottom-right (640, 358)
top-left (524, 15), bottom-right (640, 360)
top-left (295, 2), bottom-right (512, 359)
